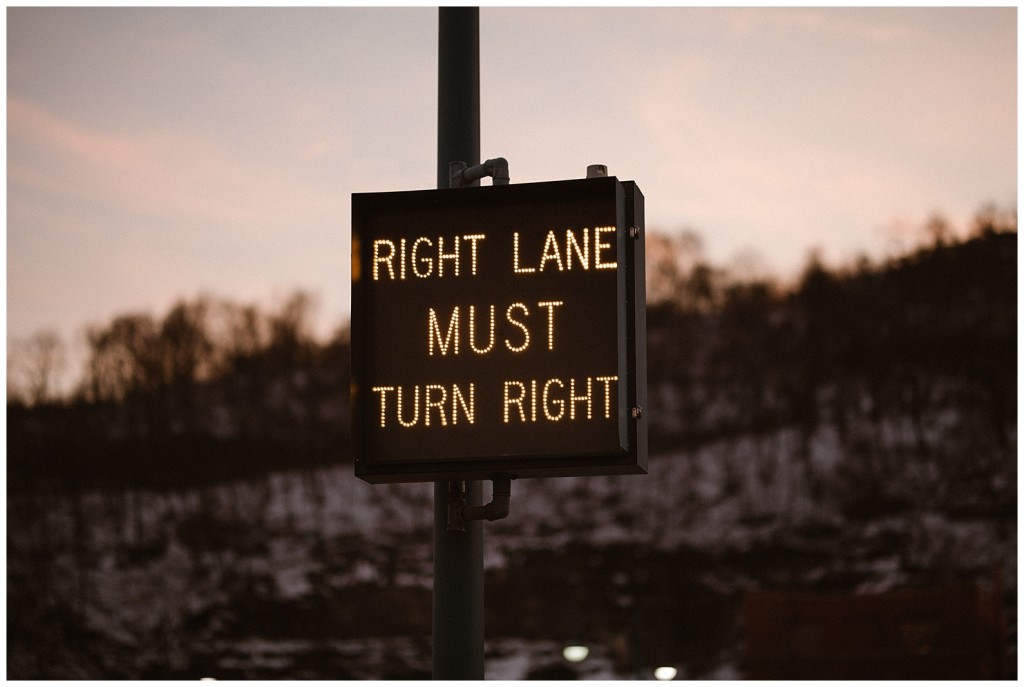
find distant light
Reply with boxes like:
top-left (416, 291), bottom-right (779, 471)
top-left (654, 666), bottom-right (678, 681)
top-left (562, 645), bottom-right (590, 662)
top-left (200, 679), bottom-right (217, 682)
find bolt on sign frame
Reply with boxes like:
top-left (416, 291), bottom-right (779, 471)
top-left (351, 176), bottom-right (646, 483)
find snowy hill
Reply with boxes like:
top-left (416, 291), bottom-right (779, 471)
top-left (7, 225), bottom-right (1016, 679)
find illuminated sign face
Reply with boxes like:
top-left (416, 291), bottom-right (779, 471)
top-left (351, 177), bottom-right (646, 483)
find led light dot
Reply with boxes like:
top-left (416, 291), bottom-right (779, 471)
top-left (513, 232), bottom-right (535, 273)
top-left (452, 383), bottom-right (475, 424)
top-left (566, 228), bottom-right (589, 269)
top-left (538, 300), bottom-right (564, 350)
top-left (396, 385), bottom-right (420, 427)
top-left (595, 226), bottom-right (617, 269)
top-left (469, 304), bottom-right (496, 354)
top-left (412, 236), bottom-right (433, 277)
top-left (437, 235), bottom-right (459, 277)
top-left (464, 233), bottom-right (485, 275)
top-left (543, 378), bottom-right (565, 421)
top-left (505, 303), bottom-right (530, 352)
top-left (371, 386), bottom-right (395, 427)
top-left (424, 384), bottom-right (447, 426)
top-left (596, 375), bottom-right (617, 419)
top-left (428, 306), bottom-right (460, 356)
top-left (503, 381), bottom-right (526, 423)
top-left (374, 384), bottom-right (475, 428)
top-left (569, 377), bottom-right (593, 420)
top-left (539, 231), bottom-right (565, 271)
top-left (372, 239), bottom-right (396, 280)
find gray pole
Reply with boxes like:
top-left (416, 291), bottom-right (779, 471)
top-left (437, 7), bottom-right (479, 189)
top-left (433, 7), bottom-right (485, 680)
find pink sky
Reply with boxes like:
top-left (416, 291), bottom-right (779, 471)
top-left (7, 7), bottom-right (1017, 373)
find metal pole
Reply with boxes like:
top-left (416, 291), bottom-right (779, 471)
top-left (437, 7), bottom-right (479, 189)
top-left (433, 480), bottom-right (483, 678)
top-left (433, 7), bottom-right (484, 680)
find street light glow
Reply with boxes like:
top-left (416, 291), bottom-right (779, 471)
top-left (654, 666), bottom-right (678, 680)
top-left (562, 645), bottom-right (590, 662)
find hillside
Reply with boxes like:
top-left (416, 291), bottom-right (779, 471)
top-left (7, 221), bottom-right (1017, 679)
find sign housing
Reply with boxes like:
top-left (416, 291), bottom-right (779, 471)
top-left (351, 176), bottom-right (646, 483)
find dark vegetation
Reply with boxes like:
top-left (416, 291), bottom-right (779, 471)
top-left (8, 292), bottom-right (351, 492)
top-left (644, 212), bottom-right (1016, 521)
top-left (9, 211), bottom-right (1016, 502)
top-left (7, 209), bottom-right (1017, 679)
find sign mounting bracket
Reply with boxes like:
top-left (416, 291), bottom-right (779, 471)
top-left (449, 157), bottom-right (510, 188)
top-left (446, 477), bottom-right (513, 531)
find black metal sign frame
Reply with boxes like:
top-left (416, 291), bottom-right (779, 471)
top-left (351, 176), bottom-right (646, 483)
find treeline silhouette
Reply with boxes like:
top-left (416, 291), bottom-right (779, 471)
top-left (8, 210), bottom-right (1017, 507)
top-left (8, 292), bottom-right (351, 491)
top-left (645, 209), bottom-right (1015, 518)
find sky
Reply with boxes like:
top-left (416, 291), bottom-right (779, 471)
top-left (6, 6), bottom-right (1018, 364)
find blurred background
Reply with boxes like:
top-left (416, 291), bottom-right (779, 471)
top-left (6, 6), bottom-right (1017, 680)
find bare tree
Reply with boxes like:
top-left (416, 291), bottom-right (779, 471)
top-left (645, 229), bottom-right (706, 307)
top-left (8, 330), bottom-right (67, 405)
top-left (81, 314), bottom-right (160, 403)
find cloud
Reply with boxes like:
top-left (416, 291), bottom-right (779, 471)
top-left (720, 8), bottom-right (917, 44)
top-left (8, 96), bottom-right (335, 228)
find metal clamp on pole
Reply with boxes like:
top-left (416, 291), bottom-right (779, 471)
top-left (449, 157), bottom-right (510, 188)
top-left (447, 477), bottom-right (512, 531)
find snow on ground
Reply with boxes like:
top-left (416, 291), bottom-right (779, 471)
top-left (7, 417), bottom-right (1016, 679)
